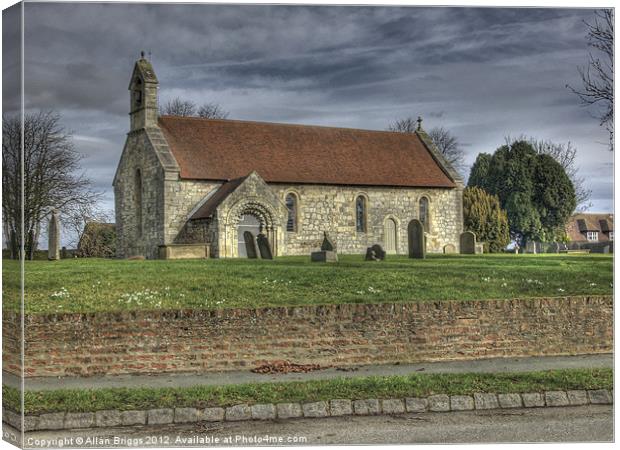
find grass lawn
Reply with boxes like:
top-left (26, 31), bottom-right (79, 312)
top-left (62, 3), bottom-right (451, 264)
top-left (2, 254), bottom-right (612, 314)
top-left (2, 368), bottom-right (612, 415)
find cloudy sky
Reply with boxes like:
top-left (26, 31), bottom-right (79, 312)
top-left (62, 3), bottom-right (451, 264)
top-left (3, 3), bottom-right (614, 228)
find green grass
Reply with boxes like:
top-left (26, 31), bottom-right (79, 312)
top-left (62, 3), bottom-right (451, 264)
top-left (2, 254), bottom-right (612, 314)
top-left (2, 368), bottom-right (612, 415)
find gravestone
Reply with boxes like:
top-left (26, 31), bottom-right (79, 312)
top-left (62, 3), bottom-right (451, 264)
top-left (256, 233), bottom-right (273, 260)
top-left (243, 231), bottom-right (259, 259)
top-left (48, 210), bottom-right (60, 261)
top-left (365, 244), bottom-right (386, 261)
top-left (443, 244), bottom-right (456, 254)
top-left (459, 231), bottom-right (476, 254)
top-left (321, 231), bottom-right (336, 252)
top-left (311, 232), bottom-right (338, 262)
top-left (407, 219), bottom-right (425, 259)
top-left (475, 243), bottom-right (484, 254)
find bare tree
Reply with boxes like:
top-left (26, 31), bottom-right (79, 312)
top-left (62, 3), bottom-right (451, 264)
top-left (427, 127), bottom-right (465, 173)
top-left (388, 117), bottom-right (465, 172)
top-left (160, 97), bottom-right (230, 119)
top-left (64, 203), bottom-right (114, 249)
top-left (160, 98), bottom-right (197, 116)
top-left (505, 135), bottom-right (592, 212)
top-left (198, 102), bottom-right (229, 119)
top-left (567, 9), bottom-right (613, 150)
top-left (2, 111), bottom-right (101, 259)
top-left (387, 117), bottom-right (417, 133)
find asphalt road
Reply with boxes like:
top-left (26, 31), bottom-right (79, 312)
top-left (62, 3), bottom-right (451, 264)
top-left (6, 405), bottom-right (612, 447)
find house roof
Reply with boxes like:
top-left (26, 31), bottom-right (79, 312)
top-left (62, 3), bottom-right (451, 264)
top-left (566, 213), bottom-right (614, 242)
top-left (157, 116), bottom-right (457, 188)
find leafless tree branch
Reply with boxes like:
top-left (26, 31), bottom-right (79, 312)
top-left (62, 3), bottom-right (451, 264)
top-left (2, 111), bottom-right (101, 259)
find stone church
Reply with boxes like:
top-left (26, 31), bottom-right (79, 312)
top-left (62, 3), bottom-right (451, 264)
top-left (114, 55), bottom-right (464, 259)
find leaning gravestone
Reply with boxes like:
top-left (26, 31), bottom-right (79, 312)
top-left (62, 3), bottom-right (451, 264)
top-left (256, 233), bottom-right (273, 260)
top-left (243, 231), bottom-right (259, 259)
top-left (459, 231), bottom-right (476, 255)
top-left (407, 219), bottom-right (425, 259)
top-left (365, 244), bottom-right (386, 261)
top-left (311, 232), bottom-right (338, 262)
top-left (48, 210), bottom-right (60, 261)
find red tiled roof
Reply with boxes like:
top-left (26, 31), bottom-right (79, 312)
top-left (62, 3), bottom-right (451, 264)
top-left (566, 213), bottom-right (614, 242)
top-left (158, 116), bottom-right (456, 188)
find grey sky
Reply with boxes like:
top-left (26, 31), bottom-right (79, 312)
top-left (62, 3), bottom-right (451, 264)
top-left (5, 3), bottom-right (614, 223)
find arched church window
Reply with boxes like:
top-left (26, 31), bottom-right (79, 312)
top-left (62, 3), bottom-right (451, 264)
top-left (285, 193), bottom-right (298, 232)
top-left (133, 78), bottom-right (142, 108)
top-left (356, 195), bottom-right (367, 233)
top-left (419, 196), bottom-right (430, 232)
top-left (135, 169), bottom-right (143, 237)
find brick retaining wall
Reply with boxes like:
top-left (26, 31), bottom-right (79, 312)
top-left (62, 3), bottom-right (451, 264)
top-left (2, 296), bottom-right (612, 377)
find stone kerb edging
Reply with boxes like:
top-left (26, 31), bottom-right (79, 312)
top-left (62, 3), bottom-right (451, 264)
top-left (3, 389), bottom-right (613, 432)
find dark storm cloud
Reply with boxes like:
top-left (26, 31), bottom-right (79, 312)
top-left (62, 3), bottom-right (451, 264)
top-left (18, 2), bottom-right (613, 226)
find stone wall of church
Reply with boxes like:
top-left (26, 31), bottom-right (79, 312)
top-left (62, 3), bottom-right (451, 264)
top-left (270, 184), bottom-right (463, 255)
top-left (159, 181), bottom-right (463, 258)
top-left (163, 179), bottom-right (221, 246)
top-left (114, 130), bottom-right (166, 259)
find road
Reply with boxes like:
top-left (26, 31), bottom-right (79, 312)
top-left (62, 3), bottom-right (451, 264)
top-left (6, 405), bottom-right (612, 447)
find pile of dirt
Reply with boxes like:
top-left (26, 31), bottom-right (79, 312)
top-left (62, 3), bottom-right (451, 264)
top-left (251, 360), bottom-right (329, 374)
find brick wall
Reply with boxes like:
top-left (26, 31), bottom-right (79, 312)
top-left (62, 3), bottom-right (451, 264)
top-left (3, 296), bottom-right (612, 378)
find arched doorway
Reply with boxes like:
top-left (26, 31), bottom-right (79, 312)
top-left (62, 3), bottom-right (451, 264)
top-left (384, 218), bottom-right (397, 253)
top-left (237, 214), bottom-right (261, 257)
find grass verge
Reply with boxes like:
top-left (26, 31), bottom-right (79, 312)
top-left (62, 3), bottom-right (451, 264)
top-left (2, 254), bottom-right (613, 314)
top-left (3, 368), bottom-right (612, 415)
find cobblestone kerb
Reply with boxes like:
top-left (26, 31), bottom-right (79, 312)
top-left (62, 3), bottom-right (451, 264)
top-left (3, 389), bottom-right (612, 432)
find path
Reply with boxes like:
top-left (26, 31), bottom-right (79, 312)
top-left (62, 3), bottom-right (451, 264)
top-left (3, 353), bottom-right (612, 391)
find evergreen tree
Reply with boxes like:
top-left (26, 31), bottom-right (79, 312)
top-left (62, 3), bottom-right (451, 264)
top-left (462, 187), bottom-right (510, 253)
top-left (467, 140), bottom-right (576, 246)
top-left (467, 153), bottom-right (492, 189)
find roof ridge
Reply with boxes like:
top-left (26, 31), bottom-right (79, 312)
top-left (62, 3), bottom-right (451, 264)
top-left (158, 115), bottom-right (415, 136)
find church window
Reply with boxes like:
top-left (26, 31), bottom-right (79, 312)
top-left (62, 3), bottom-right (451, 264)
top-left (356, 195), bottom-right (367, 233)
top-left (133, 78), bottom-right (142, 109)
top-left (285, 193), bottom-right (298, 232)
top-left (135, 169), bottom-right (143, 237)
top-left (419, 196), bottom-right (430, 232)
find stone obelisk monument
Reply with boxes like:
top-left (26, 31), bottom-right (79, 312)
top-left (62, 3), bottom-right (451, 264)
top-left (48, 210), bottom-right (60, 260)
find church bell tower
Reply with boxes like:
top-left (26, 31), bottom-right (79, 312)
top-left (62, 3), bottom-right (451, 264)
top-left (129, 51), bottom-right (159, 131)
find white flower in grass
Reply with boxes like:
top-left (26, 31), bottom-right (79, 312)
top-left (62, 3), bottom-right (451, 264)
top-left (50, 287), bottom-right (69, 299)
top-left (557, 288), bottom-right (565, 293)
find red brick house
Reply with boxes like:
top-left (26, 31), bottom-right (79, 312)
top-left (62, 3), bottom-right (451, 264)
top-left (565, 213), bottom-right (614, 245)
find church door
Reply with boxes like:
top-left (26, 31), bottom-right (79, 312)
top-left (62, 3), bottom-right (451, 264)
top-left (237, 214), bottom-right (261, 257)
top-left (384, 218), bottom-right (397, 253)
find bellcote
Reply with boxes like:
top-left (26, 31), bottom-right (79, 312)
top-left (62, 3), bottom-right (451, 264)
top-left (129, 52), bottom-right (159, 131)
